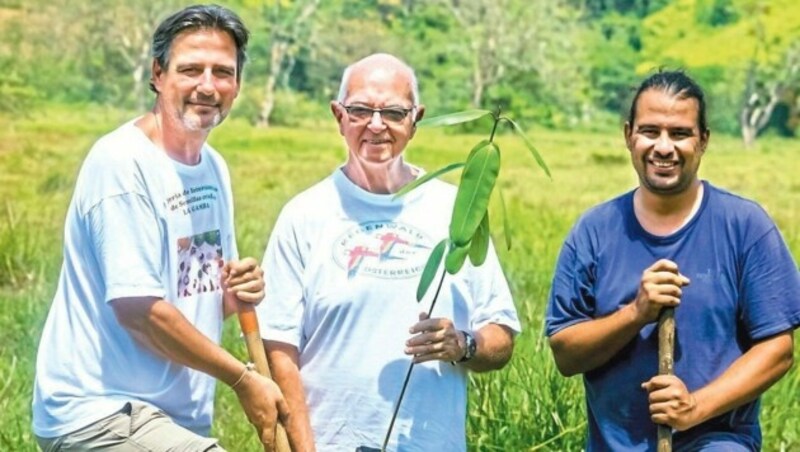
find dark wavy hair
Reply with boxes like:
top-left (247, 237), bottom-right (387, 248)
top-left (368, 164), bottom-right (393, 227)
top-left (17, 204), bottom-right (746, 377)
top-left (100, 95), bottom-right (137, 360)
top-left (149, 4), bottom-right (249, 93)
top-left (627, 70), bottom-right (708, 133)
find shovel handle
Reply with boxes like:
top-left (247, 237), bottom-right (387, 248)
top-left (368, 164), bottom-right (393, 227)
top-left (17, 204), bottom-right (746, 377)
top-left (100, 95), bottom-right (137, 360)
top-left (237, 302), bottom-right (292, 452)
top-left (657, 307), bottom-right (675, 452)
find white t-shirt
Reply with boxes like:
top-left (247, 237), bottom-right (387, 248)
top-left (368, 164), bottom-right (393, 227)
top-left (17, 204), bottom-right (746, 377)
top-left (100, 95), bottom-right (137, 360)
top-left (32, 120), bottom-right (237, 438)
top-left (259, 168), bottom-right (520, 451)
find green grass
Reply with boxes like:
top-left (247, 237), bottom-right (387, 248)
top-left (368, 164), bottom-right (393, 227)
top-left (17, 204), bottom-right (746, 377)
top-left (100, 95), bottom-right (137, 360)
top-left (1, 105), bottom-right (798, 451)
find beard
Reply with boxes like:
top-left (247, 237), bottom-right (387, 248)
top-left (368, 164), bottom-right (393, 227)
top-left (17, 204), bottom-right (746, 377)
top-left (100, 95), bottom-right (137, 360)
top-left (179, 105), bottom-right (225, 131)
top-left (635, 150), bottom-right (701, 196)
top-left (639, 167), bottom-right (696, 195)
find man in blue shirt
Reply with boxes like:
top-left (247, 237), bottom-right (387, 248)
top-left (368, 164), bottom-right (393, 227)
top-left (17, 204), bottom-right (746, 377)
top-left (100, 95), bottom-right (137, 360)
top-left (546, 70), bottom-right (800, 451)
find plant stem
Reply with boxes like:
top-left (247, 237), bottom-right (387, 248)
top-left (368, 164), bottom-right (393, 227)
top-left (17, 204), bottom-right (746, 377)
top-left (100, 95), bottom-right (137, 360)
top-left (488, 106), bottom-right (502, 142)
top-left (381, 268), bottom-right (448, 451)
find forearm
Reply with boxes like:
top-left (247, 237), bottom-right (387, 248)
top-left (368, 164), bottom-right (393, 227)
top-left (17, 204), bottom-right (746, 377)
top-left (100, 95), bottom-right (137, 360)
top-left (113, 297), bottom-right (245, 387)
top-left (462, 324), bottom-right (515, 373)
top-left (685, 331), bottom-right (794, 429)
top-left (548, 302), bottom-right (648, 376)
top-left (265, 340), bottom-right (316, 452)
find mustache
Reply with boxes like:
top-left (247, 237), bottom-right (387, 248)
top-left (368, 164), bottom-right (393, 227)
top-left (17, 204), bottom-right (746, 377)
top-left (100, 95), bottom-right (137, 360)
top-left (188, 94), bottom-right (218, 106)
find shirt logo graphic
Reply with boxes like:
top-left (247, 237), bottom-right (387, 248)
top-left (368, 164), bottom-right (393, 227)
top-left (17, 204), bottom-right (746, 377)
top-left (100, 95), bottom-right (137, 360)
top-left (177, 230), bottom-right (224, 297)
top-left (333, 221), bottom-right (432, 279)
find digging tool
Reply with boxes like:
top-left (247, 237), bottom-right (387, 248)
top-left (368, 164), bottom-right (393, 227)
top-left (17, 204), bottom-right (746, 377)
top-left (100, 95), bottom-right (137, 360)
top-left (657, 307), bottom-right (675, 452)
top-left (237, 301), bottom-right (292, 452)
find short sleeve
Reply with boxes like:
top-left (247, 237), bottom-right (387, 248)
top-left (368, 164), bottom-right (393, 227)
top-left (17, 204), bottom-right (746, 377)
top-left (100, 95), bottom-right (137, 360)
top-left (545, 227), bottom-right (597, 337)
top-left (740, 226), bottom-right (800, 340)
top-left (467, 241), bottom-right (521, 335)
top-left (257, 207), bottom-right (306, 347)
top-left (87, 193), bottom-right (166, 302)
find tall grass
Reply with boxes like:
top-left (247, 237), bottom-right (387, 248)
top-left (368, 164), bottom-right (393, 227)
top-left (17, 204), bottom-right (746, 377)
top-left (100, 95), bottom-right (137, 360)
top-left (1, 106), bottom-right (798, 450)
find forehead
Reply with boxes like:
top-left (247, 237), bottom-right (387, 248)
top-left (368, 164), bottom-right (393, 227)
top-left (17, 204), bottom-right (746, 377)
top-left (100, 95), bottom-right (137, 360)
top-left (344, 66), bottom-right (414, 106)
top-left (633, 89), bottom-right (700, 127)
top-left (168, 29), bottom-right (237, 66)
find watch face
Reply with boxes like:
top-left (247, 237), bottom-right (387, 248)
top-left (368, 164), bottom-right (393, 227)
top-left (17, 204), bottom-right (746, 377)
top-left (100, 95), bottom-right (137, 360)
top-left (461, 331), bottom-right (476, 362)
top-left (466, 333), bottom-right (477, 359)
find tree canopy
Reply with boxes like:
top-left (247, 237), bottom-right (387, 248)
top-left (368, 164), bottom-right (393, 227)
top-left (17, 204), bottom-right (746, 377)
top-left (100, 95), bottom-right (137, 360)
top-left (1, 0), bottom-right (798, 144)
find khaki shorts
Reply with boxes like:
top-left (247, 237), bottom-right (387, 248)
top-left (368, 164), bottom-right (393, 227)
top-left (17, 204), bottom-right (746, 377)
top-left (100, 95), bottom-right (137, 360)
top-left (36, 401), bottom-right (225, 451)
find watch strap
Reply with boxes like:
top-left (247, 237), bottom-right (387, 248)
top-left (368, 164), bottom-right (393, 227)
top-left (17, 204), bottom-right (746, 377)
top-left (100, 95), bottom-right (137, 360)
top-left (458, 330), bottom-right (476, 363)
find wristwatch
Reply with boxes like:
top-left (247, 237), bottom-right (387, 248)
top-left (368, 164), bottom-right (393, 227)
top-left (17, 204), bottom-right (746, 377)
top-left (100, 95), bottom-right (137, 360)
top-left (458, 330), bottom-right (477, 363)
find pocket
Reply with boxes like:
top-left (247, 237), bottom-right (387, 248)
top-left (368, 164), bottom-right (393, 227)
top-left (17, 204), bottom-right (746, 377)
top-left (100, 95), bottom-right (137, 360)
top-left (127, 400), bottom-right (169, 432)
top-left (95, 402), bottom-right (134, 441)
top-left (57, 405), bottom-right (132, 449)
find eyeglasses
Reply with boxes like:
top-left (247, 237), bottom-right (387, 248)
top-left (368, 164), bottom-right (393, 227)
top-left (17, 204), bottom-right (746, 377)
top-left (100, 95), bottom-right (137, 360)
top-left (340, 103), bottom-right (415, 124)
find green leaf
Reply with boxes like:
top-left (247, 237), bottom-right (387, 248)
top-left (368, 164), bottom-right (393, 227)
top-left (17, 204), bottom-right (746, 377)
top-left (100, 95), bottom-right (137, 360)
top-left (445, 241), bottom-right (471, 274)
top-left (450, 142), bottom-right (501, 246)
top-left (505, 118), bottom-right (551, 179)
top-left (496, 186), bottom-right (512, 250)
top-left (468, 211), bottom-right (490, 266)
top-left (416, 239), bottom-right (447, 302)
top-left (417, 110), bottom-right (493, 128)
top-left (466, 139), bottom-right (491, 160)
top-left (394, 162), bottom-right (465, 199)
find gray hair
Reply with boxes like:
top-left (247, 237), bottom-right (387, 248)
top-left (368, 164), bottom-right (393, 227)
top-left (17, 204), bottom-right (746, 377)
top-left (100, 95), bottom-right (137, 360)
top-left (336, 53), bottom-right (420, 105)
top-left (149, 4), bottom-right (250, 93)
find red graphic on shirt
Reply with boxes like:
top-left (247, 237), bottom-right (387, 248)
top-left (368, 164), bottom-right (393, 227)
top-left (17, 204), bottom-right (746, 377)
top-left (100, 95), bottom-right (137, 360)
top-left (335, 222), bottom-right (432, 279)
top-left (346, 245), bottom-right (381, 276)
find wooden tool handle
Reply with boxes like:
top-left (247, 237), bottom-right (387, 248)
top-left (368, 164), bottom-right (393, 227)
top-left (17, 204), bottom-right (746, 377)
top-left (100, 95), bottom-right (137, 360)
top-left (237, 302), bottom-right (292, 452)
top-left (657, 307), bottom-right (675, 452)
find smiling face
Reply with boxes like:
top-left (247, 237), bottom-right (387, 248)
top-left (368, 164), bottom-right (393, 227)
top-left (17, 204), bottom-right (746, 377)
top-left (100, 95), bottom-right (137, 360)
top-left (152, 28), bottom-right (240, 132)
top-left (625, 88), bottom-right (710, 196)
top-left (331, 62), bottom-right (423, 168)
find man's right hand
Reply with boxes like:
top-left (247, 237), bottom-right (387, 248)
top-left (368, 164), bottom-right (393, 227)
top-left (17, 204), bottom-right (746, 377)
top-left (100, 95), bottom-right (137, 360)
top-left (632, 259), bottom-right (690, 324)
top-left (232, 370), bottom-right (290, 451)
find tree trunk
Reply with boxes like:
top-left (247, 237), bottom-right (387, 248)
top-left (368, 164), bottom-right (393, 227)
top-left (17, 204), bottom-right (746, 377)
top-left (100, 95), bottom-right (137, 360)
top-left (257, 41), bottom-right (288, 128)
top-left (471, 46), bottom-right (484, 108)
top-left (740, 89), bottom-right (780, 149)
top-left (256, 0), bottom-right (319, 128)
top-left (741, 124), bottom-right (757, 149)
top-left (133, 64), bottom-right (146, 112)
top-left (134, 41), bottom-right (151, 112)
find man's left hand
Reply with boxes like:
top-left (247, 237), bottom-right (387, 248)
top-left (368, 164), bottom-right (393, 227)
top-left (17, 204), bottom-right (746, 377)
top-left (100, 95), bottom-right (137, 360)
top-left (642, 374), bottom-right (699, 431)
top-left (405, 312), bottom-right (465, 363)
top-left (222, 257), bottom-right (265, 305)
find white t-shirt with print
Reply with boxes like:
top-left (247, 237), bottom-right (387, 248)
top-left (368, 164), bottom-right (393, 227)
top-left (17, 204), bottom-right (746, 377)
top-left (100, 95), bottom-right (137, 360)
top-left (259, 168), bottom-right (520, 452)
top-left (32, 120), bottom-right (237, 438)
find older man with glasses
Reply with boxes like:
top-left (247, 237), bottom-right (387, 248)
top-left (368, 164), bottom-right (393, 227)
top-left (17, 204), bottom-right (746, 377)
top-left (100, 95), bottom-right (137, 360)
top-left (255, 53), bottom-right (520, 451)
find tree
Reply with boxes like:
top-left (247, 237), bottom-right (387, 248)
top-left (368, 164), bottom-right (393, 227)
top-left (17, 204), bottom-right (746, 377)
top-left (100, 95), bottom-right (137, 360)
top-left (102, 1), bottom-right (183, 111)
top-left (433, 0), bottom-right (587, 121)
top-left (0, 7), bottom-right (38, 113)
top-left (256, 0), bottom-right (320, 128)
top-left (740, 42), bottom-right (800, 147)
top-left (738, 3), bottom-right (800, 148)
top-left (567, 0), bottom-right (671, 18)
top-left (13, 0), bottom-right (187, 108)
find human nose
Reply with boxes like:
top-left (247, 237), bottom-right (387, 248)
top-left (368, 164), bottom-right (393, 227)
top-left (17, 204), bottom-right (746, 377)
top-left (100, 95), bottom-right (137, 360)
top-left (367, 110), bottom-right (387, 131)
top-left (653, 131), bottom-right (674, 155)
top-left (196, 70), bottom-right (215, 95)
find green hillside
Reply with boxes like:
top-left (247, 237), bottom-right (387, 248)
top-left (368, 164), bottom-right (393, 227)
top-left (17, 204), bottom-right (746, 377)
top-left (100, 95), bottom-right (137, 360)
top-left (639, 0), bottom-right (800, 72)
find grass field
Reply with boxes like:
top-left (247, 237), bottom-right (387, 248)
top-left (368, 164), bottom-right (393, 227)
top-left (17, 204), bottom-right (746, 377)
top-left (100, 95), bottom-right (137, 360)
top-left (1, 105), bottom-right (798, 451)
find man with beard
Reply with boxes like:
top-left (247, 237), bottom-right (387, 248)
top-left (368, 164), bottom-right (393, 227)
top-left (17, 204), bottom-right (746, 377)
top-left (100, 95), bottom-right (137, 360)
top-left (32, 5), bottom-right (287, 451)
top-left (546, 70), bottom-right (800, 451)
